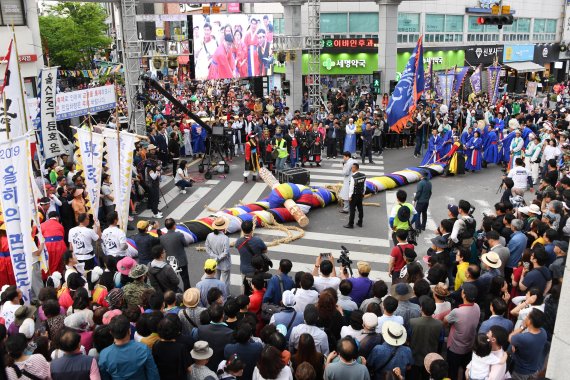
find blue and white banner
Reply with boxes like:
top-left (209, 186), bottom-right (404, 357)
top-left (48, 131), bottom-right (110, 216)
top-left (76, 128), bottom-right (105, 220)
top-left (453, 66), bottom-right (470, 95)
top-left (387, 35), bottom-right (424, 133)
top-left (488, 65), bottom-right (502, 104)
top-left (0, 136), bottom-right (35, 304)
top-left (38, 68), bottom-right (65, 159)
top-left (470, 65), bottom-right (482, 94)
top-left (104, 130), bottom-right (136, 231)
top-left (437, 71), bottom-right (455, 108)
top-left (425, 59), bottom-right (433, 91)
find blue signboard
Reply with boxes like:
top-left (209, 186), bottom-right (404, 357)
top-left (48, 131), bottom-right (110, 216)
top-left (503, 44), bottom-right (535, 62)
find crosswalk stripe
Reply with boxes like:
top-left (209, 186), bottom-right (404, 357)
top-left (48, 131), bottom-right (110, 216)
top-left (310, 174), bottom-right (351, 181)
top-left (473, 199), bottom-right (492, 215)
top-left (166, 187), bottom-right (212, 221)
top-left (330, 163), bottom-right (384, 171)
top-left (307, 168), bottom-right (385, 176)
top-left (138, 185), bottom-right (182, 218)
top-left (310, 181), bottom-right (341, 187)
top-left (253, 229), bottom-right (390, 247)
top-left (194, 181), bottom-right (243, 219)
top-left (226, 238), bottom-right (390, 264)
top-left (241, 183), bottom-right (268, 205)
top-left (159, 175), bottom-right (174, 189)
top-left (205, 180), bottom-right (220, 185)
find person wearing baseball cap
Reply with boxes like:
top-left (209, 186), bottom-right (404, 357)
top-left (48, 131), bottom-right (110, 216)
top-left (131, 220), bottom-right (161, 265)
top-left (196, 259), bottom-right (228, 307)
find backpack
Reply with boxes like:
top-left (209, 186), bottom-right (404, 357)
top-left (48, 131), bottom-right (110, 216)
top-left (459, 218), bottom-right (476, 241)
top-left (397, 204), bottom-right (411, 222)
top-left (261, 275), bottom-right (285, 323)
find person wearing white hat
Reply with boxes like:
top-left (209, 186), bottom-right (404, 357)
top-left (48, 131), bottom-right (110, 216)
top-left (485, 230), bottom-right (510, 277)
top-left (189, 341), bottom-right (217, 379)
top-left (479, 251), bottom-right (502, 289)
top-left (367, 321), bottom-right (413, 375)
top-left (205, 217), bottom-right (231, 292)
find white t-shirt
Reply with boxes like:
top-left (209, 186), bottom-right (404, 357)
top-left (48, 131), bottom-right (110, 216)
top-left (101, 226), bottom-right (127, 257)
top-left (68, 226), bottom-right (99, 259)
top-left (101, 183), bottom-right (113, 206)
top-left (376, 315), bottom-right (404, 334)
top-left (507, 166), bottom-right (531, 190)
top-left (293, 288), bottom-right (319, 313)
top-left (468, 352), bottom-right (501, 379)
top-left (175, 168), bottom-right (188, 183)
top-left (252, 365), bottom-right (293, 380)
top-left (0, 302), bottom-right (21, 330)
top-left (313, 276), bottom-right (341, 293)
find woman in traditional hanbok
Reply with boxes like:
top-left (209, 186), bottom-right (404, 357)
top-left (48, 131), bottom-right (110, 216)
top-left (483, 127), bottom-right (499, 166)
top-left (344, 118), bottom-right (357, 154)
top-left (465, 130), bottom-right (483, 172)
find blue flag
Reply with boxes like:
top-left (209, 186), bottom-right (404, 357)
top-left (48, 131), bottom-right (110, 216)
top-left (453, 66), bottom-right (469, 95)
top-left (387, 36), bottom-right (424, 133)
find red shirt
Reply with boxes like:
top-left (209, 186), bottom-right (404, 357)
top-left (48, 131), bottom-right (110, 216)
top-left (390, 243), bottom-right (414, 272)
top-left (248, 289), bottom-right (265, 314)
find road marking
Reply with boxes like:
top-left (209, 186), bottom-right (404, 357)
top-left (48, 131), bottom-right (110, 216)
top-left (331, 163), bottom-right (385, 171)
top-left (194, 181), bottom-right (243, 219)
top-left (166, 187), bottom-right (212, 221)
top-left (310, 181), bottom-right (341, 187)
top-left (138, 185), bottom-right (182, 218)
top-left (252, 229), bottom-right (390, 247)
top-left (241, 183), bottom-right (268, 204)
top-left (473, 199), bottom-right (492, 215)
top-left (309, 167), bottom-right (385, 176)
top-left (205, 180), bottom-right (220, 185)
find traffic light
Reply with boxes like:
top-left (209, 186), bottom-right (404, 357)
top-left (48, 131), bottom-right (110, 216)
top-left (282, 80), bottom-right (291, 96)
top-left (477, 14), bottom-right (514, 29)
top-left (372, 71), bottom-right (381, 94)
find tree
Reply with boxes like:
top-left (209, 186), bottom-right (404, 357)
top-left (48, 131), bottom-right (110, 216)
top-left (39, 2), bottom-right (112, 68)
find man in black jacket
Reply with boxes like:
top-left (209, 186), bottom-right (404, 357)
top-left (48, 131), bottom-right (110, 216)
top-left (192, 303), bottom-right (233, 372)
top-left (148, 245), bottom-right (180, 292)
top-left (131, 220), bottom-right (161, 265)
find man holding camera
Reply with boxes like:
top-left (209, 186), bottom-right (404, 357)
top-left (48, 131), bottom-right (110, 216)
top-left (312, 254), bottom-right (340, 292)
top-left (450, 200), bottom-right (477, 249)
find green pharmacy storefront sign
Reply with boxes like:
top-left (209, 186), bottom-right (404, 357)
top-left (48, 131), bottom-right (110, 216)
top-left (396, 50), bottom-right (465, 74)
top-left (304, 53), bottom-right (378, 75)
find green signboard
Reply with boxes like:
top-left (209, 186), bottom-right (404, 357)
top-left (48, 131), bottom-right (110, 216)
top-left (396, 50), bottom-right (465, 73)
top-left (302, 53), bottom-right (378, 75)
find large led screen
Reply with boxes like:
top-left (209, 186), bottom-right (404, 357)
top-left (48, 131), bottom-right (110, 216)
top-left (192, 14), bottom-right (274, 80)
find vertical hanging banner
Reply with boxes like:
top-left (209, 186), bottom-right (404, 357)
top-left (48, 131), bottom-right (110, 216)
top-left (0, 136), bottom-right (35, 304)
top-left (470, 65), bottom-right (482, 94)
top-left (104, 130), bottom-right (136, 231)
top-left (488, 65), bottom-right (502, 105)
top-left (453, 66), bottom-right (470, 96)
top-left (437, 71), bottom-right (455, 109)
top-left (39, 68), bottom-right (65, 159)
top-left (1, 39), bottom-right (27, 138)
top-left (425, 59), bottom-right (433, 91)
top-left (76, 128), bottom-right (105, 219)
top-left (387, 36), bottom-right (425, 133)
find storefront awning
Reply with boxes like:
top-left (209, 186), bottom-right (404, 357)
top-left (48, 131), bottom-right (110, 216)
top-left (505, 61), bottom-right (545, 73)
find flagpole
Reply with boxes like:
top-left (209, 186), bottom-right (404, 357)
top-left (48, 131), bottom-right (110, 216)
top-left (11, 26), bottom-right (30, 132)
top-left (114, 75), bottom-right (122, 230)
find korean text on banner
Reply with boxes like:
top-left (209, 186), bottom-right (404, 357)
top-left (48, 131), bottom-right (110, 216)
top-left (1, 39), bottom-right (27, 138)
top-left (54, 85), bottom-right (116, 121)
top-left (104, 130), bottom-right (136, 231)
top-left (76, 128), bottom-right (105, 219)
top-left (0, 136), bottom-right (35, 303)
top-left (470, 65), bottom-right (482, 94)
top-left (436, 72), bottom-right (455, 108)
top-left (488, 65), bottom-right (502, 105)
top-left (39, 68), bottom-right (65, 159)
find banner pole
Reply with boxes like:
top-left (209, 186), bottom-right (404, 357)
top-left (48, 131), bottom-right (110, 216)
top-left (11, 26), bottom-right (30, 132)
top-left (114, 75), bottom-right (122, 230)
top-left (2, 92), bottom-right (10, 139)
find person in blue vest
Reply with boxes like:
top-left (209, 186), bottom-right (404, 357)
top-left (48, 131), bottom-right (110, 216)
top-left (421, 128), bottom-right (442, 166)
top-left (465, 130), bottom-right (483, 172)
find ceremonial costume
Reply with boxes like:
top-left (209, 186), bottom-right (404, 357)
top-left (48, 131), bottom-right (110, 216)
top-left (244, 136), bottom-right (261, 182)
top-left (465, 134), bottom-right (483, 172)
top-left (524, 139), bottom-right (542, 184)
top-left (284, 131), bottom-right (299, 168)
top-left (298, 128), bottom-right (311, 166)
top-left (308, 129), bottom-right (322, 165)
top-left (442, 140), bottom-right (465, 176)
top-left (483, 129), bottom-right (500, 165)
top-left (40, 217), bottom-right (67, 278)
top-left (0, 227), bottom-right (15, 287)
top-left (191, 124), bottom-right (207, 155)
top-left (344, 123), bottom-right (357, 154)
top-left (499, 130), bottom-right (517, 165)
top-left (421, 132), bottom-right (442, 166)
top-left (509, 133), bottom-right (524, 169)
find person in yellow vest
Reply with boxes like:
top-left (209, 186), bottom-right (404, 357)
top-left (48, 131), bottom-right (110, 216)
top-left (389, 189), bottom-right (418, 246)
top-left (273, 133), bottom-right (289, 172)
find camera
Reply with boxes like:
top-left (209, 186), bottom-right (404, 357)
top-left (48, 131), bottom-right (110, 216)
top-left (337, 245), bottom-right (353, 277)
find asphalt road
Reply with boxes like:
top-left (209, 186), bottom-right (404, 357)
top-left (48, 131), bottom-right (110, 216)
top-left (132, 144), bottom-right (504, 295)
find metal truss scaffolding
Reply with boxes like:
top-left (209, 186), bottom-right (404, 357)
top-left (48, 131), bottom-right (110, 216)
top-left (306, 0), bottom-right (321, 117)
top-left (120, 0), bottom-right (145, 135)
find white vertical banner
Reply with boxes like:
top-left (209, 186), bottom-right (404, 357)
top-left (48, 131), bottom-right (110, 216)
top-left (39, 68), bottom-right (65, 159)
top-left (104, 130), bottom-right (136, 230)
top-left (76, 128), bottom-right (105, 220)
top-left (0, 136), bottom-right (35, 304)
top-left (1, 39), bottom-right (27, 138)
top-left (563, 3), bottom-right (570, 43)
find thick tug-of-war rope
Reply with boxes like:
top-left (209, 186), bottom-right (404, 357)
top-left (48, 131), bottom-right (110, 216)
top-left (126, 163), bottom-right (446, 255)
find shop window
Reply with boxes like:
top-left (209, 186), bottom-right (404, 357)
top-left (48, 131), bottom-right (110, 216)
top-left (0, 0), bottom-right (26, 26)
top-left (533, 18), bottom-right (557, 41)
top-left (467, 16), bottom-right (500, 42)
top-left (503, 18), bottom-right (530, 42)
top-left (398, 13), bottom-right (420, 44)
top-left (349, 13), bottom-right (378, 33)
top-left (320, 13), bottom-right (348, 34)
top-left (273, 18), bottom-right (285, 35)
top-left (425, 14), bottom-right (463, 43)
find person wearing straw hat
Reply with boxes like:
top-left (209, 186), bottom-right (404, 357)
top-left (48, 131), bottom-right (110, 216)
top-left (367, 321), bottom-right (413, 377)
top-left (479, 251), bottom-right (502, 289)
top-left (205, 217), bottom-right (231, 292)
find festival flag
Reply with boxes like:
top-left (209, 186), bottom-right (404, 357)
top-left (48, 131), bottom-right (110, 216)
top-left (425, 59), bottom-right (433, 91)
top-left (103, 130), bottom-right (137, 231)
top-left (469, 64), bottom-right (482, 94)
top-left (453, 66), bottom-right (470, 96)
top-left (436, 70), bottom-right (455, 109)
top-left (75, 128), bottom-right (105, 220)
top-left (488, 65), bottom-right (502, 105)
top-left (387, 36), bottom-right (424, 133)
top-left (0, 135), bottom-right (36, 303)
top-left (0, 38), bottom-right (27, 138)
top-left (38, 68), bottom-right (65, 159)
